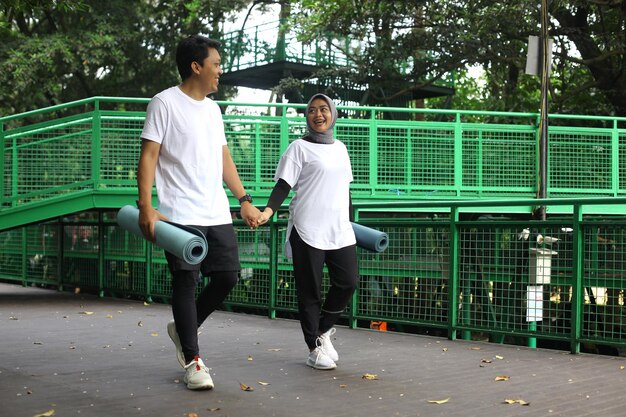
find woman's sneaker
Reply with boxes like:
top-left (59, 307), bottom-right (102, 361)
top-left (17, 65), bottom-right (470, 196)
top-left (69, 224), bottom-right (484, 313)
top-left (184, 355), bottom-right (214, 390)
top-left (167, 320), bottom-right (185, 368)
top-left (318, 328), bottom-right (338, 362)
top-left (306, 347), bottom-right (337, 370)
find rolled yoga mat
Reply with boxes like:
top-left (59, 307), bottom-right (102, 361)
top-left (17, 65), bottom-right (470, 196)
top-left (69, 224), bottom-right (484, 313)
top-left (117, 205), bottom-right (208, 265)
top-left (351, 222), bottom-right (389, 253)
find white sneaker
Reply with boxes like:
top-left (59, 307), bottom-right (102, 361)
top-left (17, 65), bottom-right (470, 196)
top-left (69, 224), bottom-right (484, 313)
top-left (184, 356), bottom-right (214, 390)
top-left (319, 328), bottom-right (339, 362)
top-left (167, 320), bottom-right (185, 368)
top-left (306, 347), bottom-right (337, 370)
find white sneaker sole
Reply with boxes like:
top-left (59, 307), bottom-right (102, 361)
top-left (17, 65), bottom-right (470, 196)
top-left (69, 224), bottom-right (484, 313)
top-left (167, 321), bottom-right (186, 368)
top-left (306, 358), bottom-right (337, 370)
top-left (184, 378), bottom-right (214, 390)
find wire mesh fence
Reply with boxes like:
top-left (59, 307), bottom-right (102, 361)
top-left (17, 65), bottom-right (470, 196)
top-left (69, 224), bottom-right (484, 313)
top-left (2, 200), bottom-right (626, 354)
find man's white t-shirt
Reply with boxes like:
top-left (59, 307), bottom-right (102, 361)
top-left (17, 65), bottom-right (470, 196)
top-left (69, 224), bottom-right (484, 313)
top-left (141, 86), bottom-right (231, 226)
top-left (275, 139), bottom-right (356, 255)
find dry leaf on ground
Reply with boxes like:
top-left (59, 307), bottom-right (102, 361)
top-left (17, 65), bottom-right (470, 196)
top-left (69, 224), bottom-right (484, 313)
top-left (428, 398), bottom-right (450, 404)
top-left (504, 399), bottom-right (530, 406)
top-left (33, 410), bottom-right (55, 417)
top-left (150, 332), bottom-right (159, 337)
top-left (239, 382), bottom-right (254, 391)
top-left (78, 311), bottom-right (94, 315)
top-left (257, 381), bottom-right (270, 386)
top-left (362, 373), bottom-right (378, 380)
top-left (495, 375), bottom-right (510, 381)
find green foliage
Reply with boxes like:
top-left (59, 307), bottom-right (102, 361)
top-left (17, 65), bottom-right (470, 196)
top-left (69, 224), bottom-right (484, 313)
top-left (0, 0), bottom-right (249, 116)
top-left (291, 0), bottom-right (626, 116)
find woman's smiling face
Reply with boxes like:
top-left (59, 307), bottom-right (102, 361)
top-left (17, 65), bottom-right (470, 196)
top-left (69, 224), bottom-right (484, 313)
top-left (306, 98), bottom-right (332, 133)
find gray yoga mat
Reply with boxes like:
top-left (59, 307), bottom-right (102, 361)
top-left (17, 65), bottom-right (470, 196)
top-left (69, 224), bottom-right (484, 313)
top-left (352, 222), bottom-right (389, 253)
top-left (117, 205), bottom-right (208, 265)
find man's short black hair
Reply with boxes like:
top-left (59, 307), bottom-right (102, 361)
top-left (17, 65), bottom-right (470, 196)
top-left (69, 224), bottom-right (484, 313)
top-left (175, 35), bottom-right (221, 81)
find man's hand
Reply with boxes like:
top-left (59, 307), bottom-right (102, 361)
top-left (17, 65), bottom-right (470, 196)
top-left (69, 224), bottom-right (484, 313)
top-left (138, 206), bottom-right (168, 242)
top-left (240, 203), bottom-right (261, 229)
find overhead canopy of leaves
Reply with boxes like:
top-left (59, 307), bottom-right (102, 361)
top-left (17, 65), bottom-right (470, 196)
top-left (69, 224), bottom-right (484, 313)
top-left (291, 0), bottom-right (626, 116)
top-left (1, 0), bottom-right (625, 116)
top-left (0, 0), bottom-right (251, 115)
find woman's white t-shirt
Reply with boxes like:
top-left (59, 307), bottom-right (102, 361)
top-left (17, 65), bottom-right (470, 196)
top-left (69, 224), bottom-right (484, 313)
top-left (275, 139), bottom-right (356, 255)
top-left (141, 86), bottom-right (231, 226)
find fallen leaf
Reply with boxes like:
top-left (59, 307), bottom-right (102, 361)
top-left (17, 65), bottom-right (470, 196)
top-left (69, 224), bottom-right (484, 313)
top-left (9, 316), bottom-right (18, 320)
top-left (151, 332), bottom-right (159, 337)
top-left (74, 287), bottom-right (81, 294)
top-left (504, 399), bottom-right (530, 406)
top-left (257, 381), bottom-right (270, 386)
top-left (470, 347), bottom-right (481, 350)
top-left (495, 355), bottom-right (504, 360)
top-left (207, 408), bottom-right (221, 412)
top-left (33, 410), bottom-right (55, 417)
top-left (143, 302), bottom-right (150, 306)
top-left (495, 375), bottom-right (510, 381)
top-left (78, 311), bottom-right (94, 315)
top-left (339, 384), bottom-right (348, 388)
top-left (620, 365), bottom-right (624, 370)
top-left (362, 373), bottom-right (378, 380)
top-left (481, 359), bottom-right (492, 363)
top-left (105, 314), bottom-right (113, 319)
top-left (428, 398), bottom-right (450, 404)
top-left (442, 348), bottom-right (448, 352)
top-left (239, 382), bottom-right (254, 391)
top-left (185, 413), bottom-right (198, 417)
top-left (137, 321), bottom-right (143, 327)
top-left (267, 348), bottom-right (281, 352)
top-left (247, 355), bottom-right (253, 361)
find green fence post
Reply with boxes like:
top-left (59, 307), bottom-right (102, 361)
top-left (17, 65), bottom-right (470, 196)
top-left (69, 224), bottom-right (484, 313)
top-left (454, 113), bottom-right (463, 197)
top-left (145, 241), bottom-right (153, 303)
top-left (611, 119), bottom-right (619, 196)
top-left (91, 99), bottom-right (102, 191)
top-left (98, 211), bottom-right (105, 297)
top-left (570, 205), bottom-right (583, 353)
top-left (448, 206), bottom-right (459, 340)
top-left (349, 209), bottom-right (360, 329)
top-left (268, 218), bottom-right (278, 319)
top-left (369, 110), bottom-right (378, 195)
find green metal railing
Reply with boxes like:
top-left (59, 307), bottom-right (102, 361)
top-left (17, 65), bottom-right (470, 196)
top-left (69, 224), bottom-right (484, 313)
top-left (2, 96), bottom-right (626, 232)
top-left (2, 197), bottom-right (626, 354)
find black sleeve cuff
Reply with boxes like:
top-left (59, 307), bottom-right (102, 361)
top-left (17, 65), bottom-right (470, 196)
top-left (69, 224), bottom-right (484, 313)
top-left (266, 178), bottom-right (291, 213)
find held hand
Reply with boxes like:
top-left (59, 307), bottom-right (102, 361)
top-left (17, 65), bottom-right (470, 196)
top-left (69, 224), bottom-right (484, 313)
top-left (256, 208), bottom-right (274, 227)
top-left (138, 206), bottom-right (168, 242)
top-left (240, 203), bottom-right (262, 229)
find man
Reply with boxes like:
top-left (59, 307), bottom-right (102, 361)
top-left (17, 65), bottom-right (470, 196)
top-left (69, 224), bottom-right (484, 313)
top-left (137, 35), bottom-right (260, 390)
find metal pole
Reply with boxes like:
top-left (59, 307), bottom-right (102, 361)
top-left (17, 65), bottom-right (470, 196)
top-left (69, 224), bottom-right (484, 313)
top-left (536, 0), bottom-right (550, 221)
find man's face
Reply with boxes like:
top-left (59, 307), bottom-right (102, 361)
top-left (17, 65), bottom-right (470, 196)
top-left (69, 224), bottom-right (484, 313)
top-left (307, 98), bottom-right (332, 133)
top-left (198, 47), bottom-right (223, 94)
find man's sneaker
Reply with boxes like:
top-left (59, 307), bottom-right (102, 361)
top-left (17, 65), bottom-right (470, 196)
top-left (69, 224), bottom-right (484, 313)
top-left (183, 355), bottom-right (214, 390)
top-left (318, 328), bottom-right (339, 362)
top-left (306, 347), bottom-right (337, 370)
top-left (167, 320), bottom-right (185, 368)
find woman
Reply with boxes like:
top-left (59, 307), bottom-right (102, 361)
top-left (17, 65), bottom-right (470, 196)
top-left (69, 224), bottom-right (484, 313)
top-left (257, 94), bottom-right (359, 370)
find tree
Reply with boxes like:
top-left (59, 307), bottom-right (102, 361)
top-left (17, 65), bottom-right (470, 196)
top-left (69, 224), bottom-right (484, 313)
top-left (290, 0), bottom-right (626, 116)
top-left (0, 0), bottom-right (251, 116)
